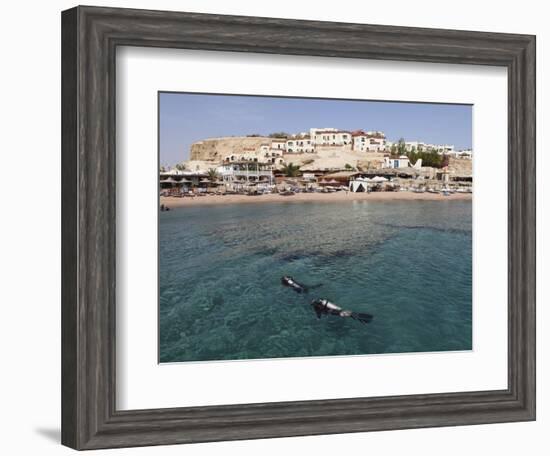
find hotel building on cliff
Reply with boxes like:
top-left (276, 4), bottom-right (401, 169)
top-left (351, 130), bottom-right (387, 152)
top-left (309, 127), bottom-right (352, 147)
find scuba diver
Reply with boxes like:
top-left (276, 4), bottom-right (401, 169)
top-left (310, 298), bottom-right (373, 324)
top-left (281, 275), bottom-right (322, 294)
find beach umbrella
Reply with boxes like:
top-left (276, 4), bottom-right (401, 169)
top-left (371, 176), bottom-right (388, 182)
top-left (160, 177), bottom-right (180, 184)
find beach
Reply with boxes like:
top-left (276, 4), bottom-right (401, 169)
top-left (161, 191), bottom-right (472, 208)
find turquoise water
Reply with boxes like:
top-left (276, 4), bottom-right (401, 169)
top-left (159, 200), bottom-right (472, 363)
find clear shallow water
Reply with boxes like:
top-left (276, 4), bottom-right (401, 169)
top-left (159, 200), bottom-right (472, 363)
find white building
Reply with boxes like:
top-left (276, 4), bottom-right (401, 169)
top-left (437, 144), bottom-right (455, 154)
top-left (270, 139), bottom-right (286, 151)
top-left (366, 131), bottom-right (386, 151)
top-left (223, 153), bottom-right (259, 162)
top-left (352, 130), bottom-right (386, 152)
top-left (404, 141), bottom-right (426, 152)
top-left (265, 150), bottom-right (285, 164)
top-left (256, 143), bottom-right (284, 164)
top-left (302, 173), bottom-right (317, 181)
top-left (383, 155), bottom-right (422, 169)
top-left (217, 161), bottom-right (274, 185)
top-left (310, 127), bottom-right (351, 146)
top-left (286, 136), bottom-right (314, 153)
top-left (352, 131), bottom-right (368, 151)
top-left (404, 141), bottom-right (454, 154)
top-left (450, 149), bottom-right (472, 159)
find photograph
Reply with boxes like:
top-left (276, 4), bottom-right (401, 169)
top-left (158, 93), bottom-right (473, 363)
top-left (2, 1), bottom-right (538, 453)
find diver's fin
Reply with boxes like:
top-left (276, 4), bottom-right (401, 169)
top-left (350, 312), bottom-right (373, 324)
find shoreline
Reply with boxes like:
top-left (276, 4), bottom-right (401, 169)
top-left (160, 191), bottom-right (472, 207)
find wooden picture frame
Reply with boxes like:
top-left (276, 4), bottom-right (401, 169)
top-left (61, 5), bottom-right (536, 450)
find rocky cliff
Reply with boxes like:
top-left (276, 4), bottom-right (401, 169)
top-left (189, 136), bottom-right (271, 161)
top-left (448, 157), bottom-right (473, 177)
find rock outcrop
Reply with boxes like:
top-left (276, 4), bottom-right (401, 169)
top-left (448, 157), bottom-right (472, 177)
top-left (189, 136), bottom-right (271, 161)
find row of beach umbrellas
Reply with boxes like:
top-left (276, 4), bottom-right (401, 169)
top-left (160, 177), bottom-right (214, 184)
top-left (354, 176), bottom-right (388, 183)
top-left (161, 176), bottom-right (389, 186)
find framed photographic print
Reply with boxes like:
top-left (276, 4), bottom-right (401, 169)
top-left (61, 5), bottom-right (536, 450)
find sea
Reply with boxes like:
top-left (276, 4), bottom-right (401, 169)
top-left (159, 200), bottom-right (472, 363)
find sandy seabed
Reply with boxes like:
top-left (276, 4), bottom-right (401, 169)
top-left (160, 191), bottom-right (472, 208)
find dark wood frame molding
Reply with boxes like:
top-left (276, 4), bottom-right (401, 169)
top-left (61, 5), bottom-right (536, 450)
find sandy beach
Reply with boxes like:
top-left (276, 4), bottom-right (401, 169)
top-left (161, 191), bottom-right (471, 208)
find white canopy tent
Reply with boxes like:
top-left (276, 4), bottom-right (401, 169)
top-left (349, 180), bottom-right (368, 192)
top-left (348, 176), bottom-right (389, 192)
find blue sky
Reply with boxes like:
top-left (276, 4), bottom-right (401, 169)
top-left (159, 92), bottom-right (472, 167)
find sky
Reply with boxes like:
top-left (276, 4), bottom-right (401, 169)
top-left (159, 92), bottom-right (472, 167)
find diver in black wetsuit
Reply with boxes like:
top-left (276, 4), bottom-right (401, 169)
top-left (310, 298), bottom-right (373, 324)
top-left (281, 276), bottom-right (322, 294)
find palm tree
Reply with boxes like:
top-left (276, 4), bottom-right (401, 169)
top-left (281, 162), bottom-right (301, 177)
top-left (207, 168), bottom-right (219, 182)
top-left (174, 163), bottom-right (186, 171)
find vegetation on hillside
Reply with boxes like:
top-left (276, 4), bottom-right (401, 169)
top-left (407, 150), bottom-right (446, 168)
top-left (389, 138), bottom-right (407, 156)
top-left (268, 132), bottom-right (290, 139)
top-left (390, 137), bottom-right (449, 168)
